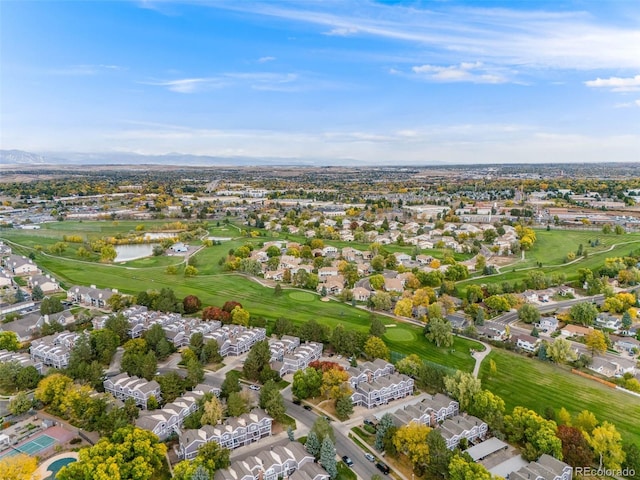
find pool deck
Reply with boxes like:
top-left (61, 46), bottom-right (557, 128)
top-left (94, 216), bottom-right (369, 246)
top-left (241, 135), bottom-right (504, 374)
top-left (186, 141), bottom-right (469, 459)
top-left (34, 452), bottom-right (79, 479)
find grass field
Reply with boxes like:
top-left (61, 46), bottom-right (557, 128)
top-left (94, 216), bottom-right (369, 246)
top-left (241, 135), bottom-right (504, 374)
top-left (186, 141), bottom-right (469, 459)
top-left (458, 228), bottom-right (640, 294)
top-left (479, 349), bottom-right (640, 443)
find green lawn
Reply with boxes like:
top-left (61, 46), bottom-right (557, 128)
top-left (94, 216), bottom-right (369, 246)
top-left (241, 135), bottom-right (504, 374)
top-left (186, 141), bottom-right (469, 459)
top-left (458, 229), bottom-right (640, 294)
top-left (479, 349), bottom-right (640, 443)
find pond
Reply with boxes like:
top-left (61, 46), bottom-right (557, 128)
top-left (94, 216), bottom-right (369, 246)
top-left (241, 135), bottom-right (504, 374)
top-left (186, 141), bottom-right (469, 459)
top-left (114, 244), bottom-right (155, 262)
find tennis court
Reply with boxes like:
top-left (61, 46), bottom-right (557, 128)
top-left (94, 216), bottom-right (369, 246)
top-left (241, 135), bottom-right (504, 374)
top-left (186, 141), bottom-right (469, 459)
top-left (0, 434), bottom-right (56, 459)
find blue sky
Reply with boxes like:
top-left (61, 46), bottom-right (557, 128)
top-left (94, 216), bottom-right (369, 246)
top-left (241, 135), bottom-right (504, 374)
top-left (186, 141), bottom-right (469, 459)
top-left (1, 0), bottom-right (639, 164)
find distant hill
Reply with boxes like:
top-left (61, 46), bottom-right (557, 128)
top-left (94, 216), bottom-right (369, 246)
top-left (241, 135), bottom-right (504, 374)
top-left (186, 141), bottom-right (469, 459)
top-left (0, 149), bottom-right (324, 166)
top-left (0, 150), bottom-right (47, 164)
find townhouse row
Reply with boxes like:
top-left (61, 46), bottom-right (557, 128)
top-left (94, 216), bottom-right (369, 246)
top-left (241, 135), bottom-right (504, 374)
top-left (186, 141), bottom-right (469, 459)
top-left (176, 409), bottom-right (273, 459)
top-left (347, 359), bottom-right (414, 408)
top-left (269, 336), bottom-right (323, 377)
top-left (387, 393), bottom-right (487, 449)
top-left (214, 442), bottom-right (329, 480)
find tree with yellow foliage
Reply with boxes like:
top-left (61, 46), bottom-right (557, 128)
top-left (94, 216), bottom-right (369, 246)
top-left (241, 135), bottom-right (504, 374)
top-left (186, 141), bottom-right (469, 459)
top-left (364, 336), bottom-right (390, 361)
top-left (0, 454), bottom-right (38, 480)
top-left (320, 368), bottom-right (350, 400)
top-left (393, 298), bottom-right (413, 318)
top-left (392, 422), bottom-right (431, 470)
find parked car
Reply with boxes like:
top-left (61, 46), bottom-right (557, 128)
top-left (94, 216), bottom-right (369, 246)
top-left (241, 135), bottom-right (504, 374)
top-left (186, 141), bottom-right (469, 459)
top-left (341, 456), bottom-right (353, 467)
top-left (249, 385), bottom-right (261, 391)
top-left (303, 405), bottom-right (313, 411)
top-left (364, 453), bottom-right (375, 462)
top-left (292, 399), bottom-right (301, 405)
top-left (376, 462), bottom-right (390, 475)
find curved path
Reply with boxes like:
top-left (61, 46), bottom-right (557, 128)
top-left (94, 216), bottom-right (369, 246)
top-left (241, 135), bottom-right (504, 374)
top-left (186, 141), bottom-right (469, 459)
top-left (472, 341), bottom-right (492, 378)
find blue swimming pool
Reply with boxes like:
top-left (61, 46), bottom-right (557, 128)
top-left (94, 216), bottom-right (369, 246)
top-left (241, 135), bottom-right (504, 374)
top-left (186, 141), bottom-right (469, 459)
top-left (45, 457), bottom-right (77, 480)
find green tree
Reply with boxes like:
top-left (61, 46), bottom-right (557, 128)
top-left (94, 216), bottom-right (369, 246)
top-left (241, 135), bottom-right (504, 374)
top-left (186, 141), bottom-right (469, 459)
top-left (370, 292), bottom-right (392, 311)
top-left (320, 436), bottom-right (338, 479)
top-left (310, 416), bottom-right (335, 444)
top-left (56, 426), bottom-right (167, 480)
top-left (504, 407), bottom-right (562, 461)
top-left (335, 393), bottom-right (354, 421)
top-left (104, 313), bottom-right (131, 344)
top-left (305, 431), bottom-right (321, 458)
top-left (292, 367), bottom-right (323, 400)
top-left (369, 316), bottom-right (386, 337)
top-left (243, 340), bottom-right (272, 382)
top-left (259, 380), bottom-right (287, 423)
top-left (569, 302), bottom-right (598, 326)
top-left (364, 336), bottom-right (390, 361)
top-left (226, 392), bottom-right (249, 417)
top-left (547, 338), bottom-right (577, 364)
top-left (425, 429), bottom-right (452, 480)
top-left (517, 304), bottom-right (541, 324)
top-left (90, 329), bottom-right (120, 364)
top-left (185, 357), bottom-right (205, 387)
top-left (9, 391), bottom-right (32, 416)
top-left (0, 331), bottom-right (20, 351)
top-left (426, 317), bottom-right (453, 347)
top-left (40, 296), bottom-right (63, 315)
top-left (444, 371), bottom-right (481, 411)
top-left (375, 413), bottom-right (393, 451)
top-left (220, 370), bottom-right (241, 400)
top-left (31, 285), bottom-right (44, 301)
top-left (449, 454), bottom-right (495, 480)
top-left (156, 372), bottom-right (186, 403)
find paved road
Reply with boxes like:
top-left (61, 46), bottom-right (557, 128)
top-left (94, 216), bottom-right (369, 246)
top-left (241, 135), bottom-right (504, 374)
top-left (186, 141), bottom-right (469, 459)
top-left (283, 399), bottom-right (384, 480)
top-left (491, 294), bottom-right (606, 325)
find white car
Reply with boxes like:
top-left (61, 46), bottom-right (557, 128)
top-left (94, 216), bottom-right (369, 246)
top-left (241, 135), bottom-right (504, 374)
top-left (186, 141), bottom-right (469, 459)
top-left (249, 385), bottom-right (261, 391)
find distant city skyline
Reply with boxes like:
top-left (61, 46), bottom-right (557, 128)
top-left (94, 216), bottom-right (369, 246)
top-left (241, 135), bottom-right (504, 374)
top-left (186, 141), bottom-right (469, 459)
top-left (1, 0), bottom-right (639, 164)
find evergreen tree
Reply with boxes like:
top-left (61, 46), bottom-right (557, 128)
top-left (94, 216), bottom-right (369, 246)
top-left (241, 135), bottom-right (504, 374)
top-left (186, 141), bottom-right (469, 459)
top-left (375, 413), bottom-right (394, 451)
top-left (306, 431), bottom-right (321, 458)
top-left (320, 436), bottom-right (337, 479)
top-left (287, 426), bottom-right (295, 442)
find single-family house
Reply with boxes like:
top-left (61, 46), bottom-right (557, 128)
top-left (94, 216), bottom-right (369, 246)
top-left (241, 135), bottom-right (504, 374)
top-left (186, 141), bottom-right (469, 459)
top-left (513, 333), bottom-right (540, 353)
top-left (560, 324), bottom-right (593, 338)
top-left (522, 290), bottom-right (539, 304)
top-left (614, 336), bottom-right (640, 354)
top-left (352, 287), bottom-right (371, 302)
top-left (537, 317), bottom-right (559, 332)
top-left (558, 285), bottom-right (575, 297)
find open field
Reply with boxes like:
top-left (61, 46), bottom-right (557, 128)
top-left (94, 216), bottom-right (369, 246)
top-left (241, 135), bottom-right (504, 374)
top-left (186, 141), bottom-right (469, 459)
top-left (479, 349), bottom-right (640, 443)
top-left (459, 229), bottom-right (640, 293)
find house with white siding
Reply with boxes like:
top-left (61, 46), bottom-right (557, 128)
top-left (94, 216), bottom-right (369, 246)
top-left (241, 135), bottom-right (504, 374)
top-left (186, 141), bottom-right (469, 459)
top-left (214, 442), bottom-right (327, 480)
top-left (177, 409), bottom-right (273, 458)
top-left (104, 373), bottom-right (162, 408)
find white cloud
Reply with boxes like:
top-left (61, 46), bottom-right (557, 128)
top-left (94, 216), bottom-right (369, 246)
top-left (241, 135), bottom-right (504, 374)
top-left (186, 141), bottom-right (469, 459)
top-left (324, 27), bottom-right (358, 36)
top-left (411, 62), bottom-right (508, 84)
top-left (585, 75), bottom-right (640, 92)
top-left (216, 2), bottom-right (640, 70)
top-left (142, 72), bottom-right (300, 93)
top-left (142, 77), bottom-right (227, 93)
top-left (258, 56), bottom-right (276, 63)
top-left (614, 99), bottom-right (640, 108)
top-left (48, 64), bottom-right (125, 75)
